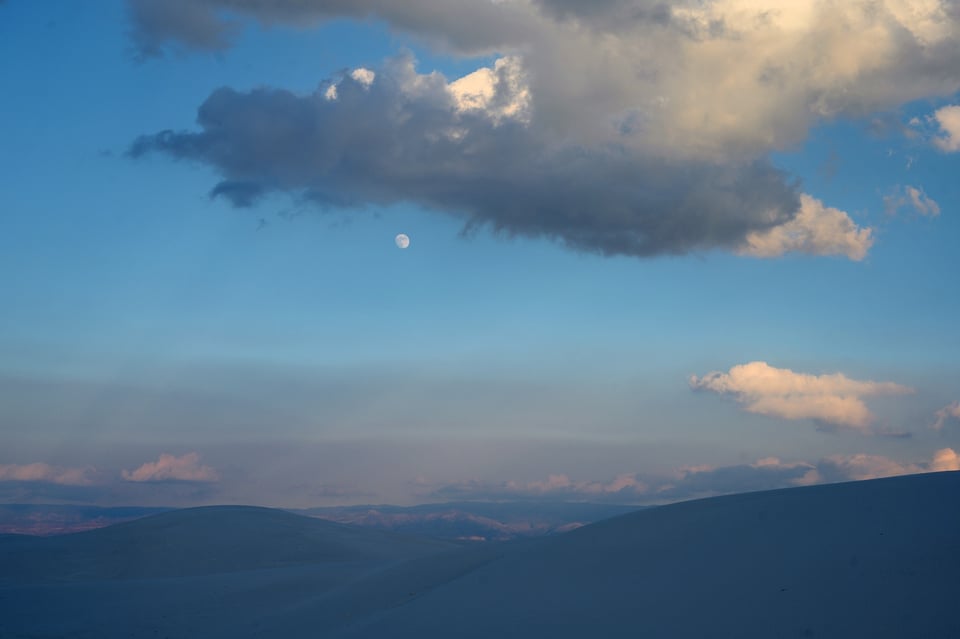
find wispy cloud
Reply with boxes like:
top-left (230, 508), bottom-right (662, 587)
top-left (690, 361), bottom-right (912, 431)
top-left (0, 462), bottom-right (95, 486)
top-left (121, 452), bottom-right (219, 483)
top-left (931, 401), bottom-right (960, 431)
top-left (884, 185), bottom-right (941, 218)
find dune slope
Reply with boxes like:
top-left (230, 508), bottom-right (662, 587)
top-left (339, 471), bottom-right (960, 638)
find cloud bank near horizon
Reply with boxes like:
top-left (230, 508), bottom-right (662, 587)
top-left (430, 448), bottom-right (960, 504)
top-left (121, 452), bottom-right (220, 483)
top-left (0, 462), bottom-right (95, 486)
top-left (125, 0), bottom-right (960, 260)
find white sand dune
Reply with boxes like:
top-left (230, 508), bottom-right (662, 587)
top-left (2, 473), bottom-right (958, 638)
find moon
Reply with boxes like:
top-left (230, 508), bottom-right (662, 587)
top-left (395, 233), bottom-right (410, 249)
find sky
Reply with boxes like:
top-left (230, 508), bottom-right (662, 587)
top-left (1, 0), bottom-right (959, 508)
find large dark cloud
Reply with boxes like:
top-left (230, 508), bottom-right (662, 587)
top-left (124, 0), bottom-right (960, 259)
top-left (531, 0), bottom-right (694, 34)
top-left (126, 0), bottom-right (536, 58)
top-left (129, 56), bottom-right (799, 258)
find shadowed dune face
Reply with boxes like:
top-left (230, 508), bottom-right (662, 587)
top-left (1, 473), bottom-right (959, 639)
top-left (343, 471), bottom-right (960, 638)
top-left (0, 505), bottom-right (455, 581)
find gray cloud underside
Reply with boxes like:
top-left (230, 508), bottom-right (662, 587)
top-left (126, 0), bottom-right (960, 151)
top-left (126, 0), bottom-right (542, 57)
top-left (130, 60), bottom-right (799, 258)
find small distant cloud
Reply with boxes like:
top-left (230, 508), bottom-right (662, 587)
top-left (931, 105), bottom-right (960, 152)
top-left (931, 401), bottom-right (960, 431)
top-left (0, 462), bottom-right (95, 486)
top-left (433, 472), bottom-right (648, 502)
top-left (122, 452), bottom-right (219, 483)
top-left (884, 185), bottom-right (941, 218)
top-left (929, 448), bottom-right (960, 472)
top-left (690, 361), bottom-right (912, 432)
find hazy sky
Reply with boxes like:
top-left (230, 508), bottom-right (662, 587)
top-left (1, 0), bottom-right (959, 508)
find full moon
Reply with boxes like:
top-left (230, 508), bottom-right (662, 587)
top-left (395, 233), bottom-right (410, 249)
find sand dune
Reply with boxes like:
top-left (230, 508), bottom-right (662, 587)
top-left (0, 505), bottom-right (454, 582)
top-left (2, 473), bottom-right (958, 638)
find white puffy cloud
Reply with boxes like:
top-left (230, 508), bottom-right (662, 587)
top-left (448, 56), bottom-right (531, 123)
top-left (932, 105), bottom-right (960, 152)
top-left (739, 194), bottom-right (874, 261)
top-left (350, 67), bottom-right (376, 87)
top-left (323, 67), bottom-right (376, 101)
top-left (931, 401), bottom-right (960, 431)
top-left (690, 361), bottom-right (913, 431)
top-left (0, 462), bottom-right (94, 486)
top-left (121, 452), bottom-right (219, 483)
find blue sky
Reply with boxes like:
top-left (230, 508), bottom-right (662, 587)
top-left (1, 0), bottom-right (959, 507)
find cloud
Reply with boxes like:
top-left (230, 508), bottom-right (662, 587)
top-left (672, 448), bottom-right (960, 492)
top-left (817, 453), bottom-right (921, 482)
top-left (434, 472), bottom-right (649, 502)
top-left (430, 448), bottom-right (959, 504)
top-left (931, 401), bottom-right (960, 431)
top-left (884, 185), bottom-right (941, 218)
top-left (738, 194), bottom-right (873, 261)
top-left (129, 55), bottom-right (804, 259)
top-left (126, 0), bottom-right (540, 59)
top-left (690, 361), bottom-right (913, 431)
top-left (124, 1), bottom-right (960, 259)
top-left (122, 452), bottom-right (219, 483)
top-left (126, 0), bottom-right (960, 152)
top-left (932, 105), bottom-right (960, 152)
top-left (0, 462), bottom-right (95, 486)
top-left (816, 448), bottom-right (960, 481)
top-left (929, 448), bottom-right (960, 472)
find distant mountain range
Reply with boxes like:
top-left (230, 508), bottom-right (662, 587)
top-left (0, 504), bottom-right (171, 536)
top-left (296, 501), bottom-right (640, 541)
top-left (0, 501), bottom-right (639, 540)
